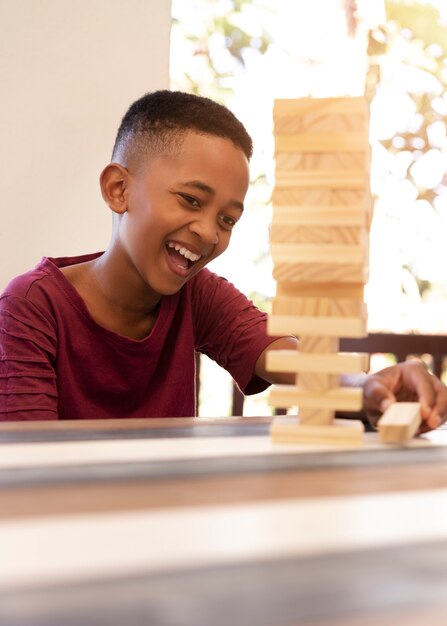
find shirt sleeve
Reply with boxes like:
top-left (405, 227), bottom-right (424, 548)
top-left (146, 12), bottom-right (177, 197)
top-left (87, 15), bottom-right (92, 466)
top-left (0, 293), bottom-right (58, 421)
top-left (191, 270), bottom-right (281, 395)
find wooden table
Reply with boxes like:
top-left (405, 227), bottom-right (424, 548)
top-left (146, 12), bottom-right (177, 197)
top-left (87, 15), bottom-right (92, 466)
top-left (1, 416), bottom-right (447, 626)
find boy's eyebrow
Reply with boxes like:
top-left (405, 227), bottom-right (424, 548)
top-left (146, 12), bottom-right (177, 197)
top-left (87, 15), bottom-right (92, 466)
top-left (179, 180), bottom-right (244, 212)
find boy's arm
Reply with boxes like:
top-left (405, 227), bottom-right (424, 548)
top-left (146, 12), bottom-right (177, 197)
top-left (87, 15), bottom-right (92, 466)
top-left (0, 295), bottom-right (58, 421)
top-left (254, 336), bottom-right (298, 385)
top-left (256, 340), bottom-right (447, 433)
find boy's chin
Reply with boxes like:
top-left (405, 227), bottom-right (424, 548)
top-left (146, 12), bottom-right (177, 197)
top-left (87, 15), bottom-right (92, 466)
top-left (147, 260), bottom-right (209, 297)
top-left (149, 273), bottom-right (199, 296)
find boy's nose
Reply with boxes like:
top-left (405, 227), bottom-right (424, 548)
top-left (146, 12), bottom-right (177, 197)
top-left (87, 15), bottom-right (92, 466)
top-left (190, 216), bottom-right (219, 245)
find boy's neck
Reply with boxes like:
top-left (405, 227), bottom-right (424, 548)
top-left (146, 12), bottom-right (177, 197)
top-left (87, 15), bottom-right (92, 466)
top-left (61, 252), bottom-right (162, 340)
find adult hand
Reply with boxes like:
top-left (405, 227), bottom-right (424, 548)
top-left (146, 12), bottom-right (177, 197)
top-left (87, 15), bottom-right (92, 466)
top-left (362, 359), bottom-right (447, 434)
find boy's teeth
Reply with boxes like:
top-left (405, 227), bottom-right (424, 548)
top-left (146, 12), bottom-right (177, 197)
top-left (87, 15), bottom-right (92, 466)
top-left (168, 242), bottom-right (200, 262)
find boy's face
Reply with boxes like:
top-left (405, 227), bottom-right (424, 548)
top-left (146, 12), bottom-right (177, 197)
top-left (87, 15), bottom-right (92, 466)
top-left (119, 131), bottom-right (250, 298)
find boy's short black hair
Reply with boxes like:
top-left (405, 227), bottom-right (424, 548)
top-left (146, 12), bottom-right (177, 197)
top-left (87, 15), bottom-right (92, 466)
top-left (112, 90), bottom-right (253, 167)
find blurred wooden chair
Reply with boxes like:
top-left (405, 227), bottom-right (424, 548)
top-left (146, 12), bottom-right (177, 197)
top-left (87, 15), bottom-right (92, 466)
top-left (340, 332), bottom-right (447, 379)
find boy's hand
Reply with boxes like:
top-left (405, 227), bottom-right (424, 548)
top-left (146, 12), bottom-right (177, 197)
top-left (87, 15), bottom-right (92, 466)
top-left (363, 360), bottom-right (447, 433)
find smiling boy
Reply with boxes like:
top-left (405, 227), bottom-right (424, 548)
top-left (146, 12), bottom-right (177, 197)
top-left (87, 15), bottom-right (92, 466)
top-left (1, 90), bottom-right (446, 429)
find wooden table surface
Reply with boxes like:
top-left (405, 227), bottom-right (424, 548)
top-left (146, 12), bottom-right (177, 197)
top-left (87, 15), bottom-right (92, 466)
top-left (1, 416), bottom-right (447, 626)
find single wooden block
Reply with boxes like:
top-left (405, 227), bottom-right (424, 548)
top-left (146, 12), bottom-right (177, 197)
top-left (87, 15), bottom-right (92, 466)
top-left (273, 295), bottom-right (329, 317)
top-left (271, 416), bottom-right (364, 446)
top-left (271, 243), bottom-right (366, 265)
top-left (274, 169), bottom-right (368, 189)
top-left (266, 350), bottom-right (369, 374)
top-left (273, 96), bottom-right (368, 117)
top-left (273, 97), bottom-right (369, 134)
top-left (298, 372), bottom-right (339, 391)
top-left (268, 386), bottom-right (363, 411)
top-left (267, 314), bottom-right (367, 338)
top-left (272, 188), bottom-right (371, 213)
top-left (271, 205), bottom-right (368, 227)
top-left (276, 282), bottom-right (365, 300)
top-left (270, 224), bottom-right (365, 245)
top-left (275, 131), bottom-right (368, 153)
top-left (273, 261), bottom-right (368, 285)
top-left (272, 296), bottom-right (366, 318)
top-left (274, 152), bottom-right (370, 177)
top-left (299, 408), bottom-right (334, 425)
top-left (299, 336), bottom-right (339, 353)
top-left (377, 402), bottom-right (422, 444)
top-left (332, 297), bottom-right (368, 318)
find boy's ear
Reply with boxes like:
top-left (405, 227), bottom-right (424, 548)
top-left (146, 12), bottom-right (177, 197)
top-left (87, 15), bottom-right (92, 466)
top-left (99, 163), bottom-right (130, 214)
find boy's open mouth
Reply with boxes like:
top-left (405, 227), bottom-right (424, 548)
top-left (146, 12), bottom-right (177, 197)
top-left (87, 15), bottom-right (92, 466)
top-left (166, 242), bottom-right (202, 270)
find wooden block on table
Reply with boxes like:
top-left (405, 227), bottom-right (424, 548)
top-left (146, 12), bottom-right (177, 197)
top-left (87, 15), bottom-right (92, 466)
top-left (271, 243), bottom-right (366, 265)
top-left (299, 336), bottom-right (339, 353)
top-left (271, 416), bottom-right (364, 446)
top-left (269, 385), bottom-right (363, 411)
top-left (266, 350), bottom-right (369, 374)
top-left (267, 314), bottom-right (367, 338)
top-left (273, 261), bottom-right (368, 285)
top-left (377, 402), bottom-right (422, 444)
top-left (270, 224), bottom-right (365, 245)
top-left (298, 408), bottom-right (334, 425)
top-left (272, 296), bottom-right (366, 318)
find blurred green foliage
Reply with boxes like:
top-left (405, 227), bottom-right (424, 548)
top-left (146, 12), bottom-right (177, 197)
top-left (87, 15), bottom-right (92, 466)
top-left (367, 0), bottom-right (447, 295)
top-left (171, 0), bottom-right (273, 99)
top-left (387, 1), bottom-right (447, 48)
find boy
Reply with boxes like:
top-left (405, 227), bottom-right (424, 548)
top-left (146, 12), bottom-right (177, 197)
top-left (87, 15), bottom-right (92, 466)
top-left (0, 90), bottom-right (446, 430)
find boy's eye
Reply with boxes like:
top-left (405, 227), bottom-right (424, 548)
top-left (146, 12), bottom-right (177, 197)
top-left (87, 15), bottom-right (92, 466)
top-left (179, 193), bottom-right (200, 208)
top-left (220, 215), bottom-right (238, 229)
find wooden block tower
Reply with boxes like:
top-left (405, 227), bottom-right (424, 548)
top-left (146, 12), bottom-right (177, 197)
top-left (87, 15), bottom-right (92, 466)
top-left (267, 97), bottom-right (371, 446)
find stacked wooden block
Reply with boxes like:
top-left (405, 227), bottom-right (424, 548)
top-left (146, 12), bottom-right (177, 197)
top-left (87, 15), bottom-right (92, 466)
top-left (266, 97), bottom-right (371, 445)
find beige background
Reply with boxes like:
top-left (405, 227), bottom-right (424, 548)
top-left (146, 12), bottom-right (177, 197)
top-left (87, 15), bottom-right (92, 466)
top-left (0, 0), bottom-right (171, 290)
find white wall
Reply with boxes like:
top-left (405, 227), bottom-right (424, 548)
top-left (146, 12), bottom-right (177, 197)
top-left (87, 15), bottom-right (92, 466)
top-left (0, 0), bottom-right (171, 289)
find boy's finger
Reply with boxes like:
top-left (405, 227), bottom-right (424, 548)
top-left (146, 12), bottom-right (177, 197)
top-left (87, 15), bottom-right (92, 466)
top-left (401, 362), bottom-right (436, 419)
top-left (363, 378), bottom-right (396, 414)
top-left (426, 377), bottom-right (447, 429)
